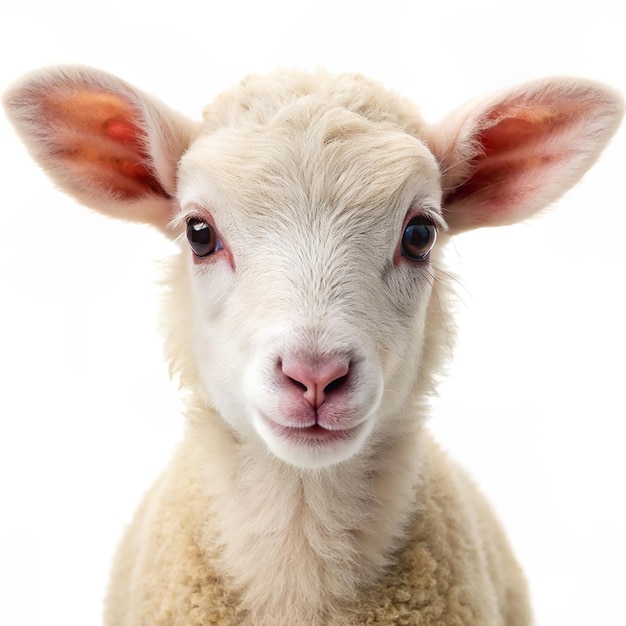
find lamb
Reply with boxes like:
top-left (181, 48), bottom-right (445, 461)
top-left (3, 66), bottom-right (622, 626)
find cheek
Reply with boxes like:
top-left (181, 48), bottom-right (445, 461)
top-left (187, 264), bottom-right (292, 428)
top-left (371, 278), bottom-right (434, 410)
top-left (188, 263), bottom-right (249, 410)
top-left (188, 259), bottom-right (234, 323)
top-left (374, 269), bottom-right (434, 365)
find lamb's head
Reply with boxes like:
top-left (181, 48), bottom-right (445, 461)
top-left (4, 67), bottom-right (622, 469)
top-left (170, 73), bottom-right (451, 467)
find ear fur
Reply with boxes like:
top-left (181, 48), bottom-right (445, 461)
top-left (428, 78), bottom-right (624, 233)
top-left (3, 66), bottom-right (199, 235)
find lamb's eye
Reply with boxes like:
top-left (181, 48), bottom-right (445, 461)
top-left (401, 216), bottom-right (437, 261)
top-left (186, 217), bottom-right (220, 258)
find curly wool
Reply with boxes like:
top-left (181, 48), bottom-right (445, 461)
top-left (104, 433), bottom-right (529, 626)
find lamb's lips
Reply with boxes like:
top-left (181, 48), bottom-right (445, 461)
top-left (262, 414), bottom-right (361, 443)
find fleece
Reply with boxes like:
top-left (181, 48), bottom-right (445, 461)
top-left (104, 430), bottom-right (530, 626)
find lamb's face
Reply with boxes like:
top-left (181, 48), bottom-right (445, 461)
top-left (176, 101), bottom-right (444, 468)
top-left (5, 66), bottom-right (620, 469)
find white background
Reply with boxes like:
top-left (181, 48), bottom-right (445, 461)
top-left (1, 2), bottom-right (624, 625)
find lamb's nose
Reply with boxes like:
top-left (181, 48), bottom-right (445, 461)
top-left (280, 355), bottom-right (351, 409)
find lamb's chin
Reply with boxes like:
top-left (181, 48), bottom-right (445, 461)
top-left (254, 413), bottom-right (372, 469)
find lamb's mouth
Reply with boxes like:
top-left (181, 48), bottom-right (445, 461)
top-left (261, 414), bottom-right (363, 444)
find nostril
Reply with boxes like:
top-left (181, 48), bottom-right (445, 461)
top-left (286, 376), bottom-right (307, 393)
top-left (324, 373), bottom-right (349, 395)
top-left (280, 355), bottom-right (351, 409)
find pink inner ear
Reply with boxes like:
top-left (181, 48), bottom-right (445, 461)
top-left (442, 101), bottom-right (578, 224)
top-left (41, 90), bottom-right (167, 200)
top-left (105, 117), bottom-right (137, 143)
top-left (481, 117), bottom-right (543, 156)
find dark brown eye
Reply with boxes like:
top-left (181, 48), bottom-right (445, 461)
top-left (401, 216), bottom-right (437, 261)
top-left (186, 217), bottom-right (221, 258)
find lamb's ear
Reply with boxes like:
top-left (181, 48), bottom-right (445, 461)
top-left (428, 78), bottom-right (624, 234)
top-left (3, 66), bottom-right (198, 236)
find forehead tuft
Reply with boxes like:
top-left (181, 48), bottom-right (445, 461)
top-left (200, 70), bottom-right (427, 139)
top-left (179, 71), bottom-right (441, 226)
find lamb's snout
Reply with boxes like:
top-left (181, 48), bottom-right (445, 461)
top-left (256, 346), bottom-right (376, 467)
top-left (248, 325), bottom-right (384, 467)
top-left (279, 354), bottom-right (351, 410)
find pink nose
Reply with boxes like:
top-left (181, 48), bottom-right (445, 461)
top-left (280, 355), bottom-right (351, 409)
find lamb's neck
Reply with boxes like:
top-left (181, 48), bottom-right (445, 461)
top-left (191, 413), bottom-right (425, 624)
